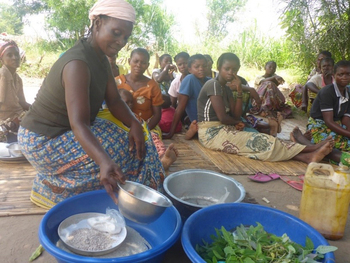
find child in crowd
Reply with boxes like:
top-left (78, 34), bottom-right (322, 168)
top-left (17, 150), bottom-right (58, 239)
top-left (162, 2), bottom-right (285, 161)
top-left (114, 48), bottom-right (178, 170)
top-left (307, 60), bottom-right (350, 152)
top-left (168, 52), bottom-right (190, 108)
top-left (301, 51), bottom-right (332, 112)
top-left (152, 53), bottom-right (176, 94)
top-left (204, 54), bottom-right (217, 78)
top-left (254, 61), bottom-right (292, 119)
top-left (304, 57), bottom-right (334, 115)
top-left (0, 40), bottom-right (30, 141)
top-left (163, 54), bottom-right (210, 140)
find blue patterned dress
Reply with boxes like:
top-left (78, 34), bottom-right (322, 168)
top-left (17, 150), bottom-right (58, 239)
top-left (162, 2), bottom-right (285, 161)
top-left (18, 117), bottom-right (165, 209)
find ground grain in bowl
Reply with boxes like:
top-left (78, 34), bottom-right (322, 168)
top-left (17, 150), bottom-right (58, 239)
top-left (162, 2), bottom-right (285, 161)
top-left (66, 228), bottom-right (114, 251)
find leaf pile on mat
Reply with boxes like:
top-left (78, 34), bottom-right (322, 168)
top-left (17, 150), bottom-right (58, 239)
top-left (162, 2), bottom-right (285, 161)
top-left (196, 223), bottom-right (337, 263)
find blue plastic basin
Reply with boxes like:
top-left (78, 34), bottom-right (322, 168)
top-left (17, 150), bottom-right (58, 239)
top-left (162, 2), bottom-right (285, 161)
top-left (39, 189), bottom-right (182, 263)
top-left (182, 203), bottom-right (335, 263)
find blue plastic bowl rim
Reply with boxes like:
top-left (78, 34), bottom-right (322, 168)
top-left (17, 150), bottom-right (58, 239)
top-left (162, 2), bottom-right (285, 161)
top-left (39, 189), bottom-right (183, 262)
top-left (164, 169), bottom-right (246, 208)
top-left (181, 202), bottom-right (335, 263)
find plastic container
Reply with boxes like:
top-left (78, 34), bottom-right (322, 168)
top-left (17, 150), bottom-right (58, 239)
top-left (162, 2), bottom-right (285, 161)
top-left (299, 162), bottom-right (350, 240)
top-left (39, 189), bottom-right (182, 263)
top-left (182, 203), bottom-right (335, 263)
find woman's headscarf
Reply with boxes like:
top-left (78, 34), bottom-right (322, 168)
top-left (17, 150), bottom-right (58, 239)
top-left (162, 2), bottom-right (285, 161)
top-left (89, 0), bottom-right (136, 27)
top-left (0, 40), bottom-right (19, 59)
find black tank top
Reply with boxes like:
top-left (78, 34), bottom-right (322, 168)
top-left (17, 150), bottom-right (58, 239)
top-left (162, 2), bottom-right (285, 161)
top-left (21, 39), bottom-right (109, 137)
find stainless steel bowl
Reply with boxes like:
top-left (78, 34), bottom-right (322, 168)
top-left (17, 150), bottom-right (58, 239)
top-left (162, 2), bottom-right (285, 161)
top-left (117, 181), bottom-right (172, 224)
top-left (7, 142), bottom-right (24, 157)
top-left (163, 169), bottom-right (246, 220)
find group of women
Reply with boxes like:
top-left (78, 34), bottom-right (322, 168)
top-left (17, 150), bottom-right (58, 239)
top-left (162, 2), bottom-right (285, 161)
top-left (15, 0), bottom-right (350, 209)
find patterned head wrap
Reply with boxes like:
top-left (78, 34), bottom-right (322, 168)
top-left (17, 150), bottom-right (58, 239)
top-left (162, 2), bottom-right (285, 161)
top-left (89, 0), bottom-right (136, 27)
top-left (0, 40), bottom-right (19, 59)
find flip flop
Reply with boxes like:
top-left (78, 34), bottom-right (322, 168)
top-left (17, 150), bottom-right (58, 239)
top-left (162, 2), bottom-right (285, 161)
top-left (248, 172), bottom-right (280, 183)
top-left (280, 175), bottom-right (304, 191)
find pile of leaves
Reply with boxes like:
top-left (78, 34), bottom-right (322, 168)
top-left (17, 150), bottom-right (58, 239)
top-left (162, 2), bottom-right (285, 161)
top-left (196, 223), bottom-right (337, 263)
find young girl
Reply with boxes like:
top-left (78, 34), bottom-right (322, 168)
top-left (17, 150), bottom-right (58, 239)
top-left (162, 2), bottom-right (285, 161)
top-left (197, 52), bottom-right (333, 163)
top-left (114, 48), bottom-right (178, 170)
top-left (307, 60), bottom-right (350, 152)
top-left (168, 52), bottom-right (190, 108)
top-left (152, 53), bottom-right (176, 94)
top-left (163, 54), bottom-right (210, 139)
top-left (254, 61), bottom-right (292, 119)
top-left (304, 57), bottom-right (334, 115)
top-left (0, 40), bottom-right (30, 123)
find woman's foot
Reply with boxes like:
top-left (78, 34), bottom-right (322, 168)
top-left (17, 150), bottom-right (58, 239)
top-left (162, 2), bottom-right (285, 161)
top-left (277, 111), bottom-right (283, 133)
top-left (291, 127), bottom-right (333, 148)
top-left (303, 130), bottom-right (312, 141)
top-left (307, 141), bottom-right (334, 163)
top-left (161, 143), bottom-right (179, 170)
top-left (268, 117), bottom-right (278, 137)
top-left (185, 120), bottom-right (198, 140)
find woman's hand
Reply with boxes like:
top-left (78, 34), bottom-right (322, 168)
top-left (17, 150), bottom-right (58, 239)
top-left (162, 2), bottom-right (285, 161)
top-left (128, 119), bottom-right (146, 160)
top-left (99, 160), bottom-right (126, 204)
top-left (235, 122), bottom-right (245, 131)
top-left (165, 64), bottom-right (177, 77)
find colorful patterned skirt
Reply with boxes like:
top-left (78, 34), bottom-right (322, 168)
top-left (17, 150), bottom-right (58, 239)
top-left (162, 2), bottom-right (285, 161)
top-left (307, 117), bottom-right (350, 151)
top-left (256, 81), bottom-right (292, 118)
top-left (198, 121), bottom-right (305, 161)
top-left (18, 116), bottom-right (165, 209)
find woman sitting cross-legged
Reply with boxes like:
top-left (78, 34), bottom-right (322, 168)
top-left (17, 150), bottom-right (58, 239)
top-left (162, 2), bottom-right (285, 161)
top-left (197, 52), bottom-right (334, 164)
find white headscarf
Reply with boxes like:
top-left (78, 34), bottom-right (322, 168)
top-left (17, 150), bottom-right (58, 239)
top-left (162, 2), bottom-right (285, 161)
top-left (89, 0), bottom-right (136, 27)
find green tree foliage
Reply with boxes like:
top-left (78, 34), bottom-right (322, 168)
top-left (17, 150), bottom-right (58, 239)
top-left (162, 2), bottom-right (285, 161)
top-left (126, 0), bottom-right (175, 54)
top-left (44, 0), bottom-right (95, 40)
top-left (205, 0), bottom-right (247, 40)
top-left (280, 0), bottom-right (350, 73)
top-left (0, 3), bottom-right (23, 34)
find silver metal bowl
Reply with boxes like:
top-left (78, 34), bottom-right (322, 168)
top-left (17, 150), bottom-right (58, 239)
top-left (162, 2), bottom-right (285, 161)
top-left (163, 169), bottom-right (246, 220)
top-left (117, 181), bottom-right (172, 224)
top-left (7, 142), bottom-right (24, 157)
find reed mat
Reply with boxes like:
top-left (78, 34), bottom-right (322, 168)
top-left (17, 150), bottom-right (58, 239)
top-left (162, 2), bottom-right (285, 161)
top-left (0, 161), bottom-right (47, 217)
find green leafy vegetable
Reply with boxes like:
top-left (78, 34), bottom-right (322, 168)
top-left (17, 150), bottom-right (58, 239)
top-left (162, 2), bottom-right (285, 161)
top-left (196, 223), bottom-right (338, 263)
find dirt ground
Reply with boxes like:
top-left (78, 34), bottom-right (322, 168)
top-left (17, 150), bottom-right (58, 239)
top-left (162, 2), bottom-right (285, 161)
top-left (0, 79), bottom-right (349, 262)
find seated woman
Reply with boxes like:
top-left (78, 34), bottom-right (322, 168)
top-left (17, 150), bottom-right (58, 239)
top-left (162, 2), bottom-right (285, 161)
top-left (152, 53), bottom-right (176, 94)
top-left (304, 57), bottom-right (334, 115)
top-left (254, 61), bottom-right (292, 119)
top-left (168, 52), bottom-right (190, 108)
top-left (197, 52), bottom-right (333, 163)
top-left (0, 40), bottom-right (31, 141)
top-left (163, 54), bottom-right (210, 139)
top-left (301, 51), bottom-right (332, 112)
top-left (113, 48), bottom-right (178, 170)
top-left (307, 60), bottom-right (350, 152)
top-left (18, 0), bottom-right (165, 209)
